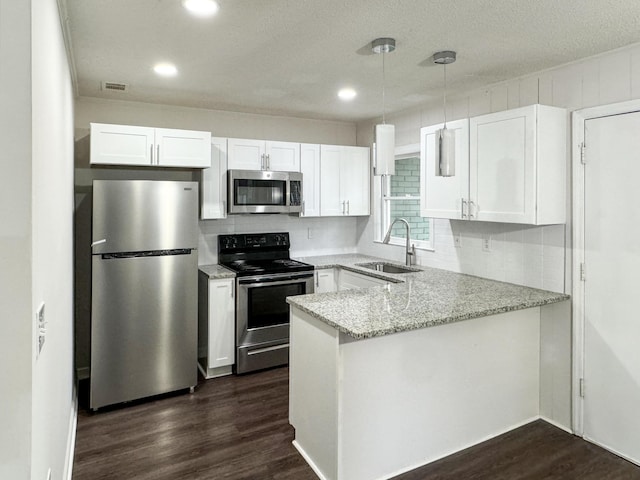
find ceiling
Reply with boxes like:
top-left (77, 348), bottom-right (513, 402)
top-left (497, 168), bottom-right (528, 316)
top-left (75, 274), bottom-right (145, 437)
top-left (63, 0), bottom-right (640, 122)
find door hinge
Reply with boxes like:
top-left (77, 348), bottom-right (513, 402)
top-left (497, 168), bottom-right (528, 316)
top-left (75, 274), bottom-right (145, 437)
top-left (580, 262), bottom-right (586, 282)
top-left (579, 378), bottom-right (585, 398)
top-left (580, 143), bottom-right (586, 164)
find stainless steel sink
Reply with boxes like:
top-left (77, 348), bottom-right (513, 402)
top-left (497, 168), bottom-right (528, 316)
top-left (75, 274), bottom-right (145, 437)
top-left (355, 262), bottom-right (421, 274)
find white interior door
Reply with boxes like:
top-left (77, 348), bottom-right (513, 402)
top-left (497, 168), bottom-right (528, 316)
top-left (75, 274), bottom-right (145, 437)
top-left (583, 111), bottom-right (640, 465)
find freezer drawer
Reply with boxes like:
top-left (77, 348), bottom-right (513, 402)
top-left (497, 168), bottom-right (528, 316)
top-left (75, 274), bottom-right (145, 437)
top-left (90, 251), bottom-right (197, 409)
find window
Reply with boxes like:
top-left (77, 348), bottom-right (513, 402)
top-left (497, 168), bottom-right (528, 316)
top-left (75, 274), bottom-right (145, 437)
top-left (377, 154), bottom-right (434, 250)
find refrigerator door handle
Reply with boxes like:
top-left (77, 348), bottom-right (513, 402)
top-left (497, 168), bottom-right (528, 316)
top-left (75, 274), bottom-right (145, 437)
top-left (91, 239), bottom-right (107, 247)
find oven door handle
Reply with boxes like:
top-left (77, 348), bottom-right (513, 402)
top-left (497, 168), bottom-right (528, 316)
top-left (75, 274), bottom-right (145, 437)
top-left (237, 273), bottom-right (314, 285)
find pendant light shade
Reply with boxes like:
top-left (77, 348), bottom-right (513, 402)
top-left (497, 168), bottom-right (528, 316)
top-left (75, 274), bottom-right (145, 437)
top-left (434, 50), bottom-right (456, 177)
top-left (372, 38), bottom-right (396, 176)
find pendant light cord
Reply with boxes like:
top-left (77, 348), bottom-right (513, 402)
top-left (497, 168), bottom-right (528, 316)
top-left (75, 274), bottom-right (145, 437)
top-left (382, 51), bottom-right (387, 125)
top-left (443, 62), bottom-right (447, 128)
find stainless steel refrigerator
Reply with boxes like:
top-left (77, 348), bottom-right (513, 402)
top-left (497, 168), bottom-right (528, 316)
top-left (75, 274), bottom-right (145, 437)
top-left (90, 180), bottom-right (199, 410)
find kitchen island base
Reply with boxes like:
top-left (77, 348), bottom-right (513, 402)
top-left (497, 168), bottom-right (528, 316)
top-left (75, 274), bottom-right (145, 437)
top-left (289, 305), bottom-right (546, 480)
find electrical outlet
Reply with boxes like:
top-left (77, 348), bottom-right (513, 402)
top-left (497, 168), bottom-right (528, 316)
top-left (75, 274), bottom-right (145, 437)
top-left (454, 233), bottom-right (462, 248)
top-left (307, 227), bottom-right (313, 239)
top-left (482, 234), bottom-right (492, 252)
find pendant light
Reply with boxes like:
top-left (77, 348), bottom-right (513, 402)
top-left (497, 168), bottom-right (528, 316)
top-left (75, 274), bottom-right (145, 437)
top-left (372, 38), bottom-right (396, 176)
top-left (434, 50), bottom-right (456, 177)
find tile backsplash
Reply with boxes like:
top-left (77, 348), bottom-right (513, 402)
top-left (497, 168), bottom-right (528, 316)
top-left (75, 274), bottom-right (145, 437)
top-left (198, 215), bottom-right (359, 265)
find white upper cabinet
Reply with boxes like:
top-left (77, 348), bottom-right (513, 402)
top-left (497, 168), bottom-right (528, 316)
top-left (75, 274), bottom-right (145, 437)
top-left (319, 145), bottom-right (370, 217)
top-left (227, 138), bottom-right (266, 170)
top-left (90, 123), bottom-right (211, 168)
top-left (420, 104), bottom-right (566, 225)
top-left (266, 141), bottom-right (301, 171)
top-left (420, 118), bottom-right (470, 220)
top-left (470, 104), bottom-right (566, 224)
top-left (155, 128), bottom-right (212, 168)
top-left (300, 143), bottom-right (321, 217)
top-left (227, 138), bottom-right (300, 171)
top-left (341, 146), bottom-right (370, 216)
top-left (200, 137), bottom-right (228, 220)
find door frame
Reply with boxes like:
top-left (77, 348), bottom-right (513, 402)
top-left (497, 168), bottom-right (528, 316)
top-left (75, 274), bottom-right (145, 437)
top-left (571, 98), bottom-right (640, 436)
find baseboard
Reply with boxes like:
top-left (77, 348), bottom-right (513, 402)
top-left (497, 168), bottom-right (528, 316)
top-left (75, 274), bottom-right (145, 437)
top-left (539, 415), bottom-right (574, 434)
top-left (63, 383), bottom-right (78, 480)
top-left (292, 440), bottom-right (329, 480)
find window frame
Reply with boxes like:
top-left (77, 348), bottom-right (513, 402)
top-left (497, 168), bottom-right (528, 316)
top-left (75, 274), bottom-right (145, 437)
top-left (375, 144), bottom-right (434, 251)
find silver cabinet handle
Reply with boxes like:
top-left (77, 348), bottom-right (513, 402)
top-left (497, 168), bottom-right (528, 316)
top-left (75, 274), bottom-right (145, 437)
top-left (461, 198), bottom-right (468, 219)
top-left (469, 200), bottom-right (476, 219)
top-left (156, 144), bottom-right (160, 165)
top-left (231, 283), bottom-right (234, 298)
top-left (341, 200), bottom-right (345, 214)
top-left (266, 154), bottom-right (270, 170)
top-left (315, 271), bottom-right (319, 287)
top-left (150, 144), bottom-right (154, 164)
top-left (302, 200), bottom-right (306, 216)
top-left (261, 153), bottom-right (265, 170)
top-left (347, 200), bottom-right (350, 215)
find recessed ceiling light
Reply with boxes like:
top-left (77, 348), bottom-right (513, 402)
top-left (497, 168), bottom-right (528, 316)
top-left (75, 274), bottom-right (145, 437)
top-left (182, 0), bottom-right (219, 17)
top-left (338, 88), bottom-right (357, 101)
top-left (153, 62), bottom-right (178, 77)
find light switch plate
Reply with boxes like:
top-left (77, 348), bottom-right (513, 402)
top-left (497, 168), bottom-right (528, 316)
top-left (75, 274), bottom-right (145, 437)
top-left (454, 233), bottom-right (462, 248)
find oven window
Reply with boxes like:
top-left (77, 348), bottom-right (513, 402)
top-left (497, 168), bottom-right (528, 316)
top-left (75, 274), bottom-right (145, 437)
top-left (234, 179), bottom-right (286, 206)
top-left (247, 282), bottom-right (305, 329)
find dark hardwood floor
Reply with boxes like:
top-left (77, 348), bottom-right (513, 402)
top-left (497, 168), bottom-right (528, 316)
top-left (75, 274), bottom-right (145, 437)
top-left (73, 367), bottom-right (640, 480)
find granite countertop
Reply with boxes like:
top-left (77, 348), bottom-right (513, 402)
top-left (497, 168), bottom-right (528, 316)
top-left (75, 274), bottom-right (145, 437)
top-left (288, 254), bottom-right (570, 340)
top-left (199, 264), bottom-right (236, 279)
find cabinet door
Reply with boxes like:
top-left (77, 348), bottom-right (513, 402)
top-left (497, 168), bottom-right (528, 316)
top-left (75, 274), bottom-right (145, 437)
top-left (208, 278), bottom-right (235, 369)
top-left (155, 128), bottom-right (211, 168)
top-left (315, 268), bottom-right (336, 293)
top-left (469, 106), bottom-right (536, 223)
top-left (227, 138), bottom-right (266, 170)
top-left (320, 145), bottom-right (343, 216)
top-left (420, 119), bottom-right (469, 219)
top-left (200, 137), bottom-right (228, 219)
top-left (341, 146), bottom-right (370, 216)
top-left (90, 123), bottom-right (154, 166)
top-left (266, 141), bottom-right (300, 171)
top-left (300, 143), bottom-right (320, 217)
top-left (338, 269), bottom-right (388, 291)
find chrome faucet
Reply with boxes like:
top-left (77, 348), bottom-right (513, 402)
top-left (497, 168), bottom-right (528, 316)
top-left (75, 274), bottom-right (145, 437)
top-left (382, 218), bottom-right (416, 266)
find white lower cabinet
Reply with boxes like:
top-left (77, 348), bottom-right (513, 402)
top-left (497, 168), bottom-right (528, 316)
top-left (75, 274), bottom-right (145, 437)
top-left (338, 269), bottom-right (389, 291)
top-left (198, 274), bottom-right (235, 378)
top-left (314, 268), bottom-right (337, 293)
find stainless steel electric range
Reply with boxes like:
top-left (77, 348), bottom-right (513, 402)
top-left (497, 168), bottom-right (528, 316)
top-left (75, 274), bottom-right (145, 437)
top-left (218, 232), bottom-right (314, 374)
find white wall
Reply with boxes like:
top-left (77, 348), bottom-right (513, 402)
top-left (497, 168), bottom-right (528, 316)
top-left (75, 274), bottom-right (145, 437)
top-left (0, 1), bottom-right (75, 479)
top-left (0, 1), bottom-right (34, 478)
top-left (73, 97), bottom-right (360, 372)
top-left (31, 1), bottom-right (76, 479)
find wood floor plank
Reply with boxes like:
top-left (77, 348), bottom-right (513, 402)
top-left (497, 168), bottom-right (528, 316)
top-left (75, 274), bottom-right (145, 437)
top-left (73, 367), bottom-right (640, 479)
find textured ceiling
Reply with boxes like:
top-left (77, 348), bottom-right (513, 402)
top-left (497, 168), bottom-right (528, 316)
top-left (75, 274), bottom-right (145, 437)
top-left (63, 0), bottom-right (640, 122)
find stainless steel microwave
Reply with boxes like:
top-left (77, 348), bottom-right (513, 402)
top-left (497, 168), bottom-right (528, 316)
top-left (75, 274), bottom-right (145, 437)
top-left (227, 170), bottom-right (303, 214)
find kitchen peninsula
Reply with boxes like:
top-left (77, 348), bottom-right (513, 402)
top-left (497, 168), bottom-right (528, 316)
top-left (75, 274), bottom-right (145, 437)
top-left (287, 255), bottom-right (569, 480)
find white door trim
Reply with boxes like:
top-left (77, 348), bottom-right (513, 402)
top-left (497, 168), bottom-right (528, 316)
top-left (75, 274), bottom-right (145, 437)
top-left (571, 98), bottom-right (640, 436)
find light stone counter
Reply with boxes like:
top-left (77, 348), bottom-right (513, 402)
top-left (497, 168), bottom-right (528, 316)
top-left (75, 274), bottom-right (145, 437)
top-left (198, 264), bottom-right (236, 279)
top-left (289, 253), bottom-right (569, 340)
